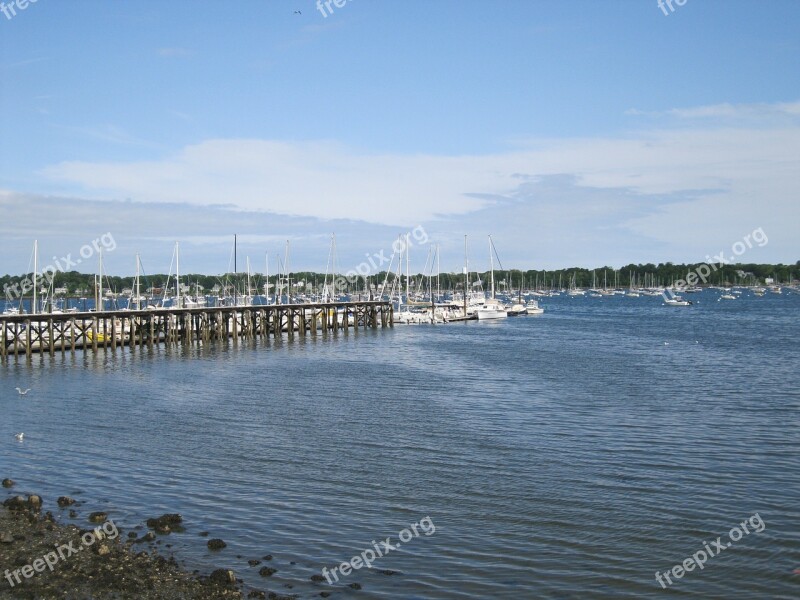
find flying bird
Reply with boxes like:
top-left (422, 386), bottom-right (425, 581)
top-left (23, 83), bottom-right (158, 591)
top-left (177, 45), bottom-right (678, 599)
top-left (14, 433), bottom-right (24, 441)
top-left (294, 10), bottom-right (301, 14)
top-left (15, 387), bottom-right (31, 395)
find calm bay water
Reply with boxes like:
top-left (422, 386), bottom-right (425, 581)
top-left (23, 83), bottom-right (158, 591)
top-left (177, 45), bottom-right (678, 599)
top-left (2, 290), bottom-right (799, 598)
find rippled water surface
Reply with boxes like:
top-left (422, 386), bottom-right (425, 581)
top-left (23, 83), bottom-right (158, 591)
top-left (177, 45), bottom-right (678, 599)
top-left (3, 291), bottom-right (799, 599)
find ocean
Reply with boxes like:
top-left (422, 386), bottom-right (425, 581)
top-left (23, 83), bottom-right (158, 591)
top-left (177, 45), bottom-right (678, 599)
top-left (2, 289), bottom-right (799, 599)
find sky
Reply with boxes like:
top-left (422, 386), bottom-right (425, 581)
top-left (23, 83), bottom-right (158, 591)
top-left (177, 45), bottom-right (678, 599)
top-left (0, 0), bottom-right (798, 277)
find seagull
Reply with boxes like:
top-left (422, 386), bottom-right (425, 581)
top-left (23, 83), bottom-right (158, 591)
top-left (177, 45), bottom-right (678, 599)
top-left (294, 10), bottom-right (301, 14)
top-left (14, 433), bottom-right (24, 441)
top-left (15, 387), bottom-right (31, 395)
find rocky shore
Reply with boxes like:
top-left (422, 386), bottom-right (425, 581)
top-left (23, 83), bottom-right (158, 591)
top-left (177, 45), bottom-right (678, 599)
top-left (0, 480), bottom-right (304, 600)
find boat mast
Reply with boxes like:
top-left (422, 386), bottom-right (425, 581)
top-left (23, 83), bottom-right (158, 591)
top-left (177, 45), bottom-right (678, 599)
top-left (135, 254), bottom-right (141, 309)
top-left (176, 242), bottom-right (181, 308)
top-left (246, 256), bottom-right (251, 305)
top-left (265, 252), bottom-right (270, 304)
top-left (463, 235), bottom-right (468, 316)
top-left (284, 240), bottom-right (290, 303)
top-left (489, 235), bottom-right (495, 299)
top-left (234, 234), bottom-right (237, 306)
top-left (32, 239), bottom-right (38, 315)
top-left (98, 248), bottom-right (103, 312)
top-left (436, 243), bottom-right (440, 302)
top-left (405, 233), bottom-right (410, 303)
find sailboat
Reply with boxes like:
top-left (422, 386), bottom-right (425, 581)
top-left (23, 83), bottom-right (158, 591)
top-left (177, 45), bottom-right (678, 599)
top-left (477, 236), bottom-right (507, 320)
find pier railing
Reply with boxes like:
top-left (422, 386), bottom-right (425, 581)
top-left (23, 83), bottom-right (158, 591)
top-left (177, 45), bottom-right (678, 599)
top-left (0, 301), bottom-right (393, 361)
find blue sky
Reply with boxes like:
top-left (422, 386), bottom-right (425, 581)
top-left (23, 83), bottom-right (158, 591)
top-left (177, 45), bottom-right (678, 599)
top-left (1, 0), bottom-right (798, 276)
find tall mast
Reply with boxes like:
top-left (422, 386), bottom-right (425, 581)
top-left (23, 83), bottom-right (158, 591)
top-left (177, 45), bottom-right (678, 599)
top-left (246, 256), bottom-right (251, 306)
top-left (436, 243), bottom-right (440, 302)
top-left (135, 254), bottom-right (141, 309)
top-left (264, 252), bottom-right (269, 304)
top-left (463, 235), bottom-right (468, 316)
top-left (284, 240), bottom-right (290, 303)
top-left (405, 233), bottom-right (410, 303)
top-left (176, 242), bottom-right (181, 308)
top-left (98, 248), bottom-right (103, 312)
top-left (489, 235), bottom-right (495, 299)
top-left (32, 239), bottom-right (38, 315)
top-left (234, 234), bottom-right (237, 306)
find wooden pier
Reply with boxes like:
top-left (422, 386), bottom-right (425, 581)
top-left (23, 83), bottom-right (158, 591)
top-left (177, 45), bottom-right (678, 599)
top-left (0, 301), bottom-right (393, 362)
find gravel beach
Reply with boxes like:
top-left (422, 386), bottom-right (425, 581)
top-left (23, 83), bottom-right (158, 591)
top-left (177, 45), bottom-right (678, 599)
top-left (0, 485), bottom-right (263, 600)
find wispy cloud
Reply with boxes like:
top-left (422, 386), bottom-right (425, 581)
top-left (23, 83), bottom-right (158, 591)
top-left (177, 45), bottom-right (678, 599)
top-left (626, 100), bottom-right (800, 121)
top-left (8, 99), bottom-right (797, 272)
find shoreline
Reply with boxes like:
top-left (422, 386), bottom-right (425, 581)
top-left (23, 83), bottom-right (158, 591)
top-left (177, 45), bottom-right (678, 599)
top-left (0, 482), bottom-right (309, 600)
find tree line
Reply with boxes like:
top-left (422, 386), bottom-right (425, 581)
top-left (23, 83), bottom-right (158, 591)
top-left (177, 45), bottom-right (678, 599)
top-left (1, 261), bottom-right (797, 297)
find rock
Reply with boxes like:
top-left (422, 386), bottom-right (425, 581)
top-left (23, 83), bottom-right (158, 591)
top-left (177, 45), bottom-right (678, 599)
top-left (3, 496), bottom-right (27, 511)
top-left (207, 538), bottom-right (227, 551)
top-left (262, 554), bottom-right (273, 561)
top-left (320, 593), bottom-right (331, 598)
top-left (348, 582), bottom-right (362, 590)
top-left (146, 513), bottom-right (182, 529)
top-left (0, 533), bottom-right (14, 544)
top-left (141, 532), bottom-right (156, 542)
top-left (248, 559), bottom-right (261, 567)
top-left (128, 531), bottom-right (138, 539)
top-left (266, 593), bottom-right (296, 600)
top-left (96, 543), bottom-right (111, 556)
top-left (88, 511), bottom-right (108, 523)
top-left (310, 574), bottom-right (325, 583)
top-left (248, 592), bottom-right (267, 599)
top-left (208, 568), bottom-right (236, 586)
top-left (1, 478), bottom-right (14, 488)
top-left (57, 496), bottom-right (76, 507)
top-left (258, 566), bottom-right (277, 577)
top-left (377, 569), bottom-right (401, 575)
top-left (155, 524), bottom-right (171, 535)
top-left (198, 531), bottom-right (209, 537)
top-left (69, 509), bottom-right (78, 518)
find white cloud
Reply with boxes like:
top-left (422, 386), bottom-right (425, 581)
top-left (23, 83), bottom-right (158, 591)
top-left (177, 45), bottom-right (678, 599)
top-left (24, 100), bottom-right (800, 269)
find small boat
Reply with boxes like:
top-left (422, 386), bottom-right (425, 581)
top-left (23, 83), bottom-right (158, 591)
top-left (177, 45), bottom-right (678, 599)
top-left (664, 296), bottom-right (692, 306)
top-left (477, 298), bottom-right (508, 320)
top-left (506, 303), bottom-right (527, 316)
top-left (525, 300), bottom-right (544, 315)
top-left (720, 294), bottom-right (736, 300)
top-left (477, 236), bottom-right (508, 321)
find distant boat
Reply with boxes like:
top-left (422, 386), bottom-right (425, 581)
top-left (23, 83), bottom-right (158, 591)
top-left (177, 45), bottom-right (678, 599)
top-left (476, 235), bottom-right (507, 321)
top-left (506, 303), bottom-right (527, 316)
top-left (720, 293), bottom-right (736, 300)
top-left (525, 299), bottom-right (544, 315)
top-left (664, 296), bottom-right (692, 306)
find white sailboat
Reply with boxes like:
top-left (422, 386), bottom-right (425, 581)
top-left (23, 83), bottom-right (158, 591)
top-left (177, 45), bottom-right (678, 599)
top-left (477, 235), bottom-right (507, 320)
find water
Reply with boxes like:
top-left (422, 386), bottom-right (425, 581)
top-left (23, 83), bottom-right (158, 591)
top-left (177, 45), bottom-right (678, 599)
top-left (2, 290), bottom-right (799, 598)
